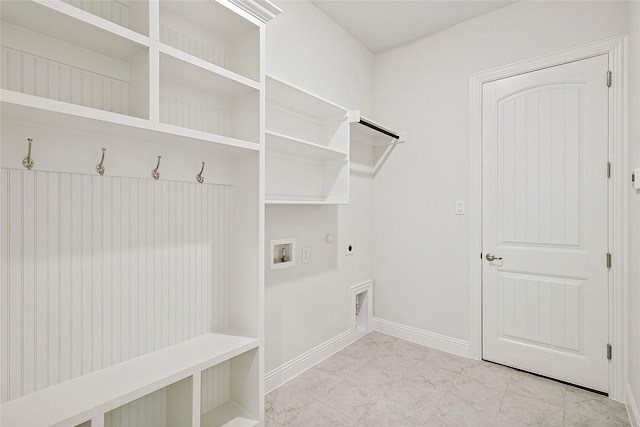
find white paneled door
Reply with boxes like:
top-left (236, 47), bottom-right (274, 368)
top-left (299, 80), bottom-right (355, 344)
top-left (482, 55), bottom-right (609, 392)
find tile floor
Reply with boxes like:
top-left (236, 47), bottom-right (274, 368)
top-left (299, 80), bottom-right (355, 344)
top-left (265, 332), bottom-right (630, 426)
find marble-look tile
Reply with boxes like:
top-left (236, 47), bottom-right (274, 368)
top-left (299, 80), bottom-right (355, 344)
top-left (436, 370), bottom-right (507, 414)
top-left (403, 359), bottom-right (460, 389)
top-left (563, 386), bottom-right (631, 427)
top-left (265, 413), bottom-right (275, 427)
top-left (365, 350), bottom-right (420, 374)
top-left (456, 361), bottom-right (514, 390)
top-left (265, 385), bottom-right (314, 425)
top-left (355, 395), bottom-right (431, 426)
top-left (314, 378), bottom-right (383, 421)
top-left (426, 392), bottom-right (497, 427)
top-left (355, 331), bottom-right (398, 354)
top-left (344, 362), bottom-right (405, 389)
top-left (387, 337), bottom-right (435, 361)
top-left (284, 367), bottom-right (343, 399)
top-left (285, 399), bottom-right (352, 427)
top-left (496, 390), bottom-right (564, 427)
top-left (506, 370), bottom-right (566, 408)
top-left (337, 338), bottom-right (380, 362)
top-left (313, 351), bottom-right (368, 379)
top-left (431, 351), bottom-right (482, 374)
top-left (377, 378), bottom-right (445, 418)
top-left (265, 332), bottom-right (632, 427)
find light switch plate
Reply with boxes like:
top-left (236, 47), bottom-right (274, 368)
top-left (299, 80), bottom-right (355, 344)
top-left (455, 200), bottom-right (465, 215)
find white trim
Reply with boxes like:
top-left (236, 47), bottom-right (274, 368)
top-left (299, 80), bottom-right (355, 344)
top-left (373, 317), bottom-right (470, 358)
top-left (227, 0), bottom-right (282, 23)
top-left (468, 35), bottom-right (628, 401)
top-left (264, 330), bottom-right (352, 394)
top-left (627, 384), bottom-right (640, 427)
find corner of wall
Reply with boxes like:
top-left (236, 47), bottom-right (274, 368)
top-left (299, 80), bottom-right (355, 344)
top-left (627, 384), bottom-right (640, 427)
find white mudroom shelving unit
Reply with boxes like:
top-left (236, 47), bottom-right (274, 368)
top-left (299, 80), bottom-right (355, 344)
top-left (0, 0), bottom-right (280, 426)
top-left (265, 74), bottom-right (352, 205)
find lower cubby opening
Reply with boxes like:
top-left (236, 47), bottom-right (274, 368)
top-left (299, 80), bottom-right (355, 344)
top-left (200, 348), bottom-right (259, 427)
top-left (105, 377), bottom-right (193, 427)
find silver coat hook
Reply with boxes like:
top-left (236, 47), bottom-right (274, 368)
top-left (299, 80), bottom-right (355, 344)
top-left (196, 162), bottom-right (205, 184)
top-left (96, 148), bottom-right (106, 176)
top-left (152, 156), bottom-right (161, 180)
top-left (22, 138), bottom-right (34, 170)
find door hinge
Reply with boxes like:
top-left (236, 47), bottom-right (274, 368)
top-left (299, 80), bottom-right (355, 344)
top-left (606, 252), bottom-right (612, 269)
top-left (607, 71), bottom-right (612, 87)
top-left (607, 162), bottom-right (611, 178)
top-left (607, 344), bottom-right (612, 360)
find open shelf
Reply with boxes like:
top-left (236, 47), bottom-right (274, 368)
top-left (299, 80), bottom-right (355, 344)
top-left (160, 0), bottom-right (260, 82)
top-left (265, 150), bottom-right (349, 205)
top-left (2, 1), bottom-right (150, 49)
top-left (1, 1), bottom-right (149, 119)
top-left (105, 376), bottom-right (193, 427)
top-left (266, 131), bottom-right (347, 160)
top-left (266, 75), bottom-right (349, 152)
top-left (265, 75), bottom-right (351, 204)
top-left (160, 53), bottom-right (260, 143)
top-left (0, 334), bottom-right (259, 427)
top-left (60, 0), bottom-right (150, 36)
top-left (200, 349), bottom-right (259, 427)
top-left (1, 92), bottom-right (260, 154)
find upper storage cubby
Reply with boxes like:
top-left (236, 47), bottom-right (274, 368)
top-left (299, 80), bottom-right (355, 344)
top-left (159, 53), bottom-right (260, 143)
top-left (159, 0), bottom-right (260, 82)
top-left (61, 0), bottom-right (149, 36)
top-left (0, 0), bottom-right (150, 119)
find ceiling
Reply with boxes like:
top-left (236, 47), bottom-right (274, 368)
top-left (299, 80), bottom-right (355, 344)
top-left (310, 0), bottom-right (517, 54)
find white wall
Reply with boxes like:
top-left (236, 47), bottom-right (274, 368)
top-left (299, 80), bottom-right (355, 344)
top-left (628, 2), bottom-right (640, 422)
top-left (373, 2), bottom-right (629, 345)
top-left (264, 0), bottom-right (375, 373)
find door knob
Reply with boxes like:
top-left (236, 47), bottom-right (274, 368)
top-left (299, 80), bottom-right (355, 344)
top-left (485, 253), bottom-right (502, 262)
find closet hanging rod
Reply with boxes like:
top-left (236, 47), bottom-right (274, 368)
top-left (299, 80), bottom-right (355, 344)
top-left (358, 118), bottom-right (399, 140)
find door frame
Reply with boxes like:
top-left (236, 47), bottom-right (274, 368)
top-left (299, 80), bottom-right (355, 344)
top-left (468, 36), bottom-right (628, 401)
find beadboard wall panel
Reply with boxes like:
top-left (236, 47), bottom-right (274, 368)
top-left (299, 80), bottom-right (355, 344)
top-left (105, 388), bottom-right (168, 427)
top-left (0, 168), bottom-right (233, 402)
top-left (0, 46), bottom-right (129, 115)
top-left (201, 361), bottom-right (231, 415)
top-left (63, 0), bottom-right (130, 28)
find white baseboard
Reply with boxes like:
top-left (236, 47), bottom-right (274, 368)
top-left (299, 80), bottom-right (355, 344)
top-left (373, 317), bottom-right (471, 358)
top-left (627, 384), bottom-right (640, 427)
top-left (264, 330), bottom-right (352, 394)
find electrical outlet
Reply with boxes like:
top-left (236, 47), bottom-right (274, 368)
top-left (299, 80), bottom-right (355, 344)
top-left (346, 242), bottom-right (355, 256)
top-left (302, 247), bottom-right (310, 263)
